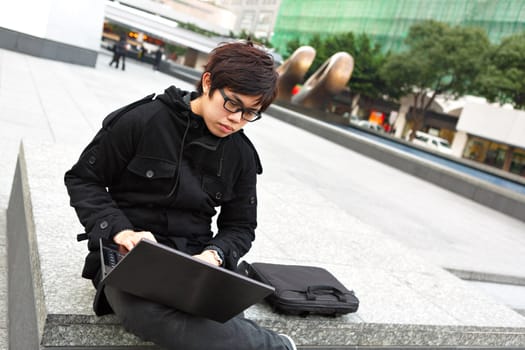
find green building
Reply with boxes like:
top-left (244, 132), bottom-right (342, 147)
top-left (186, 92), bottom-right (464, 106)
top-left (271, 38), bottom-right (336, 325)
top-left (271, 0), bottom-right (525, 55)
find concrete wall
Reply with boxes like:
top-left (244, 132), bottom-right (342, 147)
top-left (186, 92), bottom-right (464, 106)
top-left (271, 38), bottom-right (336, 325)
top-left (451, 130), bottom-right (468, 157)
top-left (0, 0), bottom-right (105, 66)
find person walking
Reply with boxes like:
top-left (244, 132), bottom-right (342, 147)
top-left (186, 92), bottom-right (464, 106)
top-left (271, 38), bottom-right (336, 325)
top-left (116, 35), bottom-right (128, 71)
top-left (137, 45), bottom-right (146, 61)
top-left (108, 42), bottom-right (120, 68)
top-left (153, 46), bottom-right (163, 71)
top-left (64, 41), bottom-right (297, 350)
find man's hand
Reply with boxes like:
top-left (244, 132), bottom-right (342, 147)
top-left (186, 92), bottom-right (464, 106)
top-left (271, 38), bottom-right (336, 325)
top-left (113, 229), bottom-right (156, 252)
top-left (193, 250), bottom-right (222, 267)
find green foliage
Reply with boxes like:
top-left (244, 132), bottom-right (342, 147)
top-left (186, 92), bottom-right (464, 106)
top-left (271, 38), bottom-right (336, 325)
top-left (283, 38), bottom-right (302, 59)
top-left (347, 34), bottom-right (390, 99)
top-left (234, 29), bottom-right (273, 48)
top-left (164, 43), bottom-right (186, 57)
top-left (380, 20), bottom-right (490, 130)
top-left (475, 33), bottom-right (525, 109)
top-left (177, 22), bottom-right (220, 37)
top-left (306, 34), bottom-right (328, 77)
top-left (105, 22), bottom-right (128, 37)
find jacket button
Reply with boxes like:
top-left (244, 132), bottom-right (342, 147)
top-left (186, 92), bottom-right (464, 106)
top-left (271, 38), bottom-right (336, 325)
top-left (215, 192), bottom-right (222, 200)
top-left (146, 170), bottom-right (154, 178)
top-left (232, 251), bottom-right (238, 258)
top-left (88, 156), bottom-right (96, 165)
top-left (99, 220), bottom-right (109, 229)
top-left (249, 196), bottom-right (256, 205)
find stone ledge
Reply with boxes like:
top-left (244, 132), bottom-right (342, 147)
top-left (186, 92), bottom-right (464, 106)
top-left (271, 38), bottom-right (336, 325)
top-left (0, 27), bottom-right (98, 67)
top-left (6, 141), bottom-right (525, 349)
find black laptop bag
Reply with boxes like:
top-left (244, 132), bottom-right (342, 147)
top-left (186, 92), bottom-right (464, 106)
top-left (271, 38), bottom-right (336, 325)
top-left (239, 261), bottom-right (359, 316)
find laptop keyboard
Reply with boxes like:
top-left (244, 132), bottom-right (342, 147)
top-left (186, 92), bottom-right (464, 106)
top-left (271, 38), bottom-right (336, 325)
top-left (102, 246), bottom-right (124, 268)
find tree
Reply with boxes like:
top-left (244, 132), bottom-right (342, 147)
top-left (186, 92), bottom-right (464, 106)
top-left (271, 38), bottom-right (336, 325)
top-left (283, 38), bottom-right (302, 59)
top-left (345, 33), bottom-right (389, 101)
top-left (234, 29), bottom-right (273, 48)
top-left (475, 33), bottom-right (525, 109)
top-left (380, 20), bottom-right (490, 135)
top-left (305, 34), bottom-right (327, 75)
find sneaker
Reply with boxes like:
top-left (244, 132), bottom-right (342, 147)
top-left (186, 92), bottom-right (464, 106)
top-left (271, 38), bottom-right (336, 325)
top-left (279, 334), bottom-right (297, 350)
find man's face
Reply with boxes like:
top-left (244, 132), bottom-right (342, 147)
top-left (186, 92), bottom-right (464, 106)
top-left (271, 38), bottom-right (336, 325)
top-left (199, 73), bottom-right (262, 138)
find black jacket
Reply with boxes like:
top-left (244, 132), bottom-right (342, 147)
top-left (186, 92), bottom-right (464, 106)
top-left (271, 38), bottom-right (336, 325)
top-left (65, 86), bottom-right (262, 313)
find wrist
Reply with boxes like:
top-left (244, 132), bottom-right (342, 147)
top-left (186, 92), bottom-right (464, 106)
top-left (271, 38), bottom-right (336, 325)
top-left (204, 249), bottom-right (223, 266)
top-left (203, 245), bottom-right (225, 266)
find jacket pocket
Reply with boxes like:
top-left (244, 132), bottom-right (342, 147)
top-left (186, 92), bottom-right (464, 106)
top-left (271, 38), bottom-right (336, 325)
top-left (127, 156), bottom-right (177, 179)
top-left (202, 175), bottom-right (232, 204)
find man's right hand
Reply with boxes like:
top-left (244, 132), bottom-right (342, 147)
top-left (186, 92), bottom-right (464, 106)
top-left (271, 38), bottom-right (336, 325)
top-left (113, 230), bottom-right (157, 252)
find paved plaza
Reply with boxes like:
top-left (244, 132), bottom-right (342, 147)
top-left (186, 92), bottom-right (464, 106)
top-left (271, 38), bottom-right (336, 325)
top-left (1, 48), bottom-right (525, 348)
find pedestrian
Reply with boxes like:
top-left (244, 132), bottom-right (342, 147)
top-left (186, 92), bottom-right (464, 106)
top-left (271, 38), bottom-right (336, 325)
top-left (153, 46), bottom-right (163, 70)
top-left (116, 35), bottom-right (128, 71)
top-left (108, 42), bottom-right (120, 68)
top-left (64, 41), bottom-right (297, 350)
top-left (138, 45), bottom-right (146, 61)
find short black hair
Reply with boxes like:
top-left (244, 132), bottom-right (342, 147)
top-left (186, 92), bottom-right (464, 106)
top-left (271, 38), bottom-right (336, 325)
top-left (197, 41), bottom-right (279, 112)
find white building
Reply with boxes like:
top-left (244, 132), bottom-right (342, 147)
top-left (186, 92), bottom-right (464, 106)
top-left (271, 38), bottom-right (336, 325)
top-left (210, 0), bottom-right (282, 40)
top-left (119, 0), bottom-right (236, 36)
top-left (0, 0), bottom-right (105, 66)
top-left (393, 94), bottom-right (525, 177)
top-left (453, 102), bottom-right (525, 176)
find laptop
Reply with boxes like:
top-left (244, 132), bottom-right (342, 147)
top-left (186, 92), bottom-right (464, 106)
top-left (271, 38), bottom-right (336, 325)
top-left (99, 238), bottom-right (274, 323)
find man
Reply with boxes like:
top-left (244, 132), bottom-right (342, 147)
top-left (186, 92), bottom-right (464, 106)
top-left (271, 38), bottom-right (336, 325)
top-left (116, 35), bottom-right (128, 71)
top-left (65, 41), bottom-right (297, 349)
top-left (153, 46), bottom-right (163, 70)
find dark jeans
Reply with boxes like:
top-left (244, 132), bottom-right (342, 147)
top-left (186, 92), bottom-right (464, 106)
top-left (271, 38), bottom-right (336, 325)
top-left (104, 285), bottom-right (290, 350)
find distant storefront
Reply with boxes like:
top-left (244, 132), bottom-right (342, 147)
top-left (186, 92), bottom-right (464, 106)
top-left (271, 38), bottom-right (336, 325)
top-left (463, 137), bottom-right (525, 176)
top-left (455, 103), bottom-right (525, 177)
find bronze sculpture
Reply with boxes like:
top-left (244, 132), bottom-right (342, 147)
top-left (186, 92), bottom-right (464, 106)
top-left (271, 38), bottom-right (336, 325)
top-left (291, 52), bottom-right (354, 110)
top-left (276, 46), bottom-right (316, 102)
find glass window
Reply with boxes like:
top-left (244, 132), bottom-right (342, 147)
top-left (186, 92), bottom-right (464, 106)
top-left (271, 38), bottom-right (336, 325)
top-left (463, 137), bottom-right (488, 162)
top-left (510, 148), bottom-right (525, 177)
top-left (484, 142), bottom-right (509, 169)
top-left (239, 11), bottom-right (255, 32)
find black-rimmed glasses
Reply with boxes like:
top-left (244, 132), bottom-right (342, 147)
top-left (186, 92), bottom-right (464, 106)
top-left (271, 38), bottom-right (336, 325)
top-left (219, 88), bottom-right (262, 122)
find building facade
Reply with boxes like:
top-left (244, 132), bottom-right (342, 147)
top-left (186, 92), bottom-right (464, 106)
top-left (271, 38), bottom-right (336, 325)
top-left (212, 0), bottom-right (282, 40)
top-left (454, 103), bottom-right (525, 177)
top-left (271, 0), bottom-right (525, 55)
top-left (0, 0), bottom-right (105, 66)
top-left (120, 0), bottom-right (236, 35)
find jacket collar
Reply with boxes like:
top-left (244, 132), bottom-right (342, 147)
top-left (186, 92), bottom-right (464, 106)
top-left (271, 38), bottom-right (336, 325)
top-left (158, 85), bottom-right (227, 151)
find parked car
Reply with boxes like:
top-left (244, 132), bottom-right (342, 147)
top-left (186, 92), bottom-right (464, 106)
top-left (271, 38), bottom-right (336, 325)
top-left (357, 120), bottom-right (384, 132)
top-left (410, 131), bottom-right (452, 154)
top-left (349, 115), bottom-right (360, 125)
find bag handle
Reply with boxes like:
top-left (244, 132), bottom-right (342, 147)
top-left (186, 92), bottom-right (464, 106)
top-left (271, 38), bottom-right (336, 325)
top-left (306, 285), bottom-right (347, 302)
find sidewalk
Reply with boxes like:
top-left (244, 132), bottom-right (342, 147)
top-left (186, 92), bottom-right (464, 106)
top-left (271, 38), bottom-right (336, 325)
top-left (1, 48), bottom-right (525, 347)
top-left (0, 49), bottom-right (193, 349)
